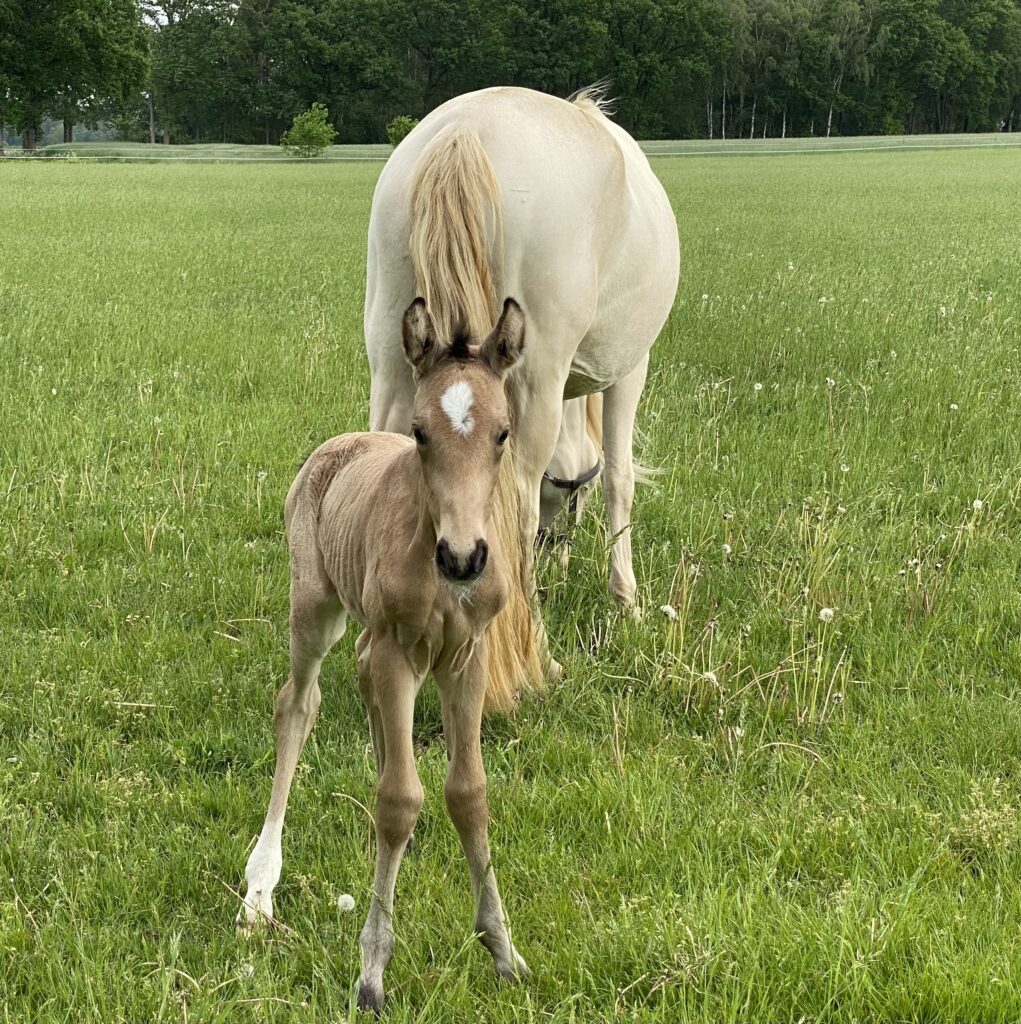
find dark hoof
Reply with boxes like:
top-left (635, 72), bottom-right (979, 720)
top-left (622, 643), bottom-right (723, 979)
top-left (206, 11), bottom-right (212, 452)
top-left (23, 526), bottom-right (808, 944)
top-left (356, 982), bottom-right (383, 1014)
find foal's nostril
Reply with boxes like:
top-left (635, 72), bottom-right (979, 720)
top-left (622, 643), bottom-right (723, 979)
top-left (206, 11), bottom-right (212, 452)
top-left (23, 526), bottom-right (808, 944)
top-left (435, 538), bottom-right (455, 577)
top-left (469, 539), bottom-right (489, 576)
top-left (435, 538), bottom-right (487, 581)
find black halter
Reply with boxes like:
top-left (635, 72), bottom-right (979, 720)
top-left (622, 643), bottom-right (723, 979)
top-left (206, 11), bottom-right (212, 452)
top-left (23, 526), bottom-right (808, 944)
top-left (541, 460), bottom-right (602, 518)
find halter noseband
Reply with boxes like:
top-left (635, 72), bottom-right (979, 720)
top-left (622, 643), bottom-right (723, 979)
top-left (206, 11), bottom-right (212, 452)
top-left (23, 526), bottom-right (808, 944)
top-left (541, 460), bottom-right (602, 520)
top-left (541, 460), bottom-right (602, 495)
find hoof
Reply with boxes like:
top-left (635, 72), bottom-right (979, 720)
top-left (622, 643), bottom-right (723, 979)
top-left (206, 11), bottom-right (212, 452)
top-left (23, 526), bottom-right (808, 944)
top-left (356, 981), bottom-right (384, 1014)
top-left (406, 833), bottom-right (416, 853)
top-left (546, 658), bottom-right (563, 683)
top-left (235, 891), bottom-right (273, 934)
top-left (496, 947), bottom-right (531, 983)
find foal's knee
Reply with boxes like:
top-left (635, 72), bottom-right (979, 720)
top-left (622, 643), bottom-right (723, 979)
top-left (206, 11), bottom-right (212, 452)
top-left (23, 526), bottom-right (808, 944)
top-left (376, 776), bottom-right (423, 847)
top-left (444, 771), bottom-right (488, 836)
top-left (274, 677), bottom-right (321, 722)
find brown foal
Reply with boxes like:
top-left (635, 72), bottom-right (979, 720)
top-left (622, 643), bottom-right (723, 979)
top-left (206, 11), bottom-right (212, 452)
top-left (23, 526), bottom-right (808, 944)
top-left (238, 297), bottom-right (530, 1011)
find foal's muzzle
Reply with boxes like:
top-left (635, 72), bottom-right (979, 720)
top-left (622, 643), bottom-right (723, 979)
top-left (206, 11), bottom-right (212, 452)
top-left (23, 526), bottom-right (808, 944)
top-left (436, 538), bottom-right (489, 582)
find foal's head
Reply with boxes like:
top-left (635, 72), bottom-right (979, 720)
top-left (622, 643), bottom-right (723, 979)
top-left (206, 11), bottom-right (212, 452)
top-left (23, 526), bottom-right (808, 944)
top-left (402, 297), bottom-right (524, 585)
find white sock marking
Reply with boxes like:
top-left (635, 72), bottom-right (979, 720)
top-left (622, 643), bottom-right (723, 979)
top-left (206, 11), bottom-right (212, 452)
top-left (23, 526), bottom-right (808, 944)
top-left (440, 380), bottom-right (475, 436)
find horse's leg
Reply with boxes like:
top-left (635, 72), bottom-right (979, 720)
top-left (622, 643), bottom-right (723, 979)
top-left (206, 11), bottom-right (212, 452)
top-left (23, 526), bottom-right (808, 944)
top-left (436, 653), bottom-right (528, 982)
top-left (356, 636), bottom-right (423, 1013)
top-left (368, 337), bottom-right (415, 433)
top-left (509, 373), bottom-right (567, 675)
top-left (238, 572), bottom-right (346, 930)
top-left (601, 354), bottom-right (649, 608)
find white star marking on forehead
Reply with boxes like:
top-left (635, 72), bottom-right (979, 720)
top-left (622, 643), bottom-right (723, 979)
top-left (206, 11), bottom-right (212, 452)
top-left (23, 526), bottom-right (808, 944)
top-left (440, 380), bottom-right (475, 436)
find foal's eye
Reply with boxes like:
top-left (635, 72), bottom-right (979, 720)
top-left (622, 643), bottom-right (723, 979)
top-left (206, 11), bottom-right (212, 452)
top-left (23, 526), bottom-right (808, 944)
top-left (496, 427), bottom-right (510, 447)
top-left (412, 425), bottom-right (428, 446)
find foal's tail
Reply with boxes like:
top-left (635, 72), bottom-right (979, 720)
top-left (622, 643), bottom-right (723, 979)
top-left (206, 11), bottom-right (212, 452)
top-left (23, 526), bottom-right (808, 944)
top-left (409, 124), bottom-right (544, 714)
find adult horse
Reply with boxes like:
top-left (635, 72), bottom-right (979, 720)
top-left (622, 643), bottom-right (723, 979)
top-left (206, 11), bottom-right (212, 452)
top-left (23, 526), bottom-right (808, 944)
top-left (365, 86), bottom-right (679, 686)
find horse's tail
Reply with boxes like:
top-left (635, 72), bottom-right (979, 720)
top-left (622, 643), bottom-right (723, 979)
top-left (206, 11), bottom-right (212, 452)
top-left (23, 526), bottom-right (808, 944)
top-left (409, 125), bottom-right (544, 714)
top-left (409, 125), bottom-right (502, 341)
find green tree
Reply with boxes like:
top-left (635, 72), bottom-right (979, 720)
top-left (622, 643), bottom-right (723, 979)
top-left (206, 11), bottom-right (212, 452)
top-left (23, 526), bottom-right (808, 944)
top-left (5, 0), bottom-right (146, 149)
top-left (280, 101), bottom-right (337, 156)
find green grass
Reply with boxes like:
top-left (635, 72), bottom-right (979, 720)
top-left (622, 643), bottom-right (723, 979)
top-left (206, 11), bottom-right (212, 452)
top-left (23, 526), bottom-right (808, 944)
top-left (2, 148), bottom-right (1021, 1022)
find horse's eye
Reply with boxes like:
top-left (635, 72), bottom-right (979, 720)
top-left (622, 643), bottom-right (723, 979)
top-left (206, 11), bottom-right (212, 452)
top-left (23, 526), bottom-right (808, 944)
top-left (496, 427), bottom-right (510, 447)
top-left (412, 425), bottom-right (427, 446)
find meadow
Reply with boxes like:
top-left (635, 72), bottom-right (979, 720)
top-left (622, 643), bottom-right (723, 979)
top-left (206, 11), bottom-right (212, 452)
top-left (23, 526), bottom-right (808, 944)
top-left (3, 144), bottom-right (1021, 1022)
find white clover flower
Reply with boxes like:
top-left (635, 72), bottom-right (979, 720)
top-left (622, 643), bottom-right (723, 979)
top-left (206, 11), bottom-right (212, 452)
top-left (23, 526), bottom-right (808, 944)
top-left (337, 893), bottom-right (356, 912)
top-left (939, 305), bottom-right (947, 317)
top-left (787, 261), bottom-right (795, 271)
top-left (659, 604), bottom-right (678, 621)
top-left (840, 463), bottom-right (850, 473)
top-left (51, 388), bottom-right (57, 396)
top-left (826, 377), bottom-right (836, 389)
top-left (754, 382), bottom-right (763, 391)
top-left (704, 670), bottom-right (718, 685)
top-left (973, 499), bottom-right (984, 511)
top-left (239, 963), bottom-right (255, 979)
top-left (819, 607), bottom-right (835, 623)
top-left (701, 293), bottom-right (709, 302)
top-left (950, 403), bottom-right (959, 410)
top-left (722, 543), bottom-right (732, 555)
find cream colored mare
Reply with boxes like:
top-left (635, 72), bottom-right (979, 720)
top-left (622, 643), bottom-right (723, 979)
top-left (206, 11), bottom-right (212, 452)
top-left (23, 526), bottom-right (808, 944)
top-left (238, 299), bottom-right (530, 1012)
top-left (365, 87), bottom-right (679, 636)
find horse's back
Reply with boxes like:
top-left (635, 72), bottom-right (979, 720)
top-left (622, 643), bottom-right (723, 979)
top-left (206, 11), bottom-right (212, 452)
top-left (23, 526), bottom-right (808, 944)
top-left (366, 87), bottom-right (678, 392)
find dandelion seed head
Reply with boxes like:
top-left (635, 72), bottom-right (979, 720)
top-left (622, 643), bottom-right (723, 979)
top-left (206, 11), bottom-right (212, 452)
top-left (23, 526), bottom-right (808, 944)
top-left (659, 604), bottom-right (678, 621)
top-left (722, 543), bottom-right (732, 555)
top-left (819, 607), bottom-right (835, 623)
top-left (973, 498), bottom-right (984, 511)
top-left (337, 893), bottom-right (356, 912)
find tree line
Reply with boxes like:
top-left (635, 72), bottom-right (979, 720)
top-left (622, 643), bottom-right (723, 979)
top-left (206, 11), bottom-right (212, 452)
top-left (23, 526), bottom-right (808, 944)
top-left (3, 0), bottom-right (1020, 150)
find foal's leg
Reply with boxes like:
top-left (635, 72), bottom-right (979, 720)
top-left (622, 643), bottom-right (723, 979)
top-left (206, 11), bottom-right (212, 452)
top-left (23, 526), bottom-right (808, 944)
top-left (357, 636), bottom-right (424, 1013)
top-left (437, 655), bottom-right (529, 982)
top-left (355, 629), bottom-right (384, 777)
top-left (238, 581), bottom-right (346, 930)
top-left (602, 355), bottom-right (649, 608)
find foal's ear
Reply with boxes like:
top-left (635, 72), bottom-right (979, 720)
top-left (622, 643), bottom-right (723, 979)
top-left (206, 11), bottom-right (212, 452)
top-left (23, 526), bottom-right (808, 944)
top-left (481, 298), bottom-right (525, 376)
top-left (402, 298), bottom-right (440, 376)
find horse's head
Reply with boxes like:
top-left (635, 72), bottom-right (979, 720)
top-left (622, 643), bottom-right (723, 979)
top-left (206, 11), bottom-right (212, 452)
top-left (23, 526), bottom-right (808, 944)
top-left (402, 296), bottom-right (524, 585)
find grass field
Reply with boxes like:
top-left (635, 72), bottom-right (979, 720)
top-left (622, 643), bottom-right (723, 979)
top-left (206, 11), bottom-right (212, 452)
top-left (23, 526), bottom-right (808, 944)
top-left (3, 146), bottom-right (1021, 1022)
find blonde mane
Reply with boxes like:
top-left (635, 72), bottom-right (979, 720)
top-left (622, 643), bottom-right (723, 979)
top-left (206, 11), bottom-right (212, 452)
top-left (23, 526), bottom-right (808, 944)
top-left (408, 124), bottom-right (543, 713)
top-left (569, 82), bottom-right (616, 119)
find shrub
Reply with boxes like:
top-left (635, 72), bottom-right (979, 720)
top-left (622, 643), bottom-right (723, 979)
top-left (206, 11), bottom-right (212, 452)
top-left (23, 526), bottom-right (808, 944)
top-left (280, 103), bottom-right (338, 158)
top-left (386, 115), bottom-right (419, 148)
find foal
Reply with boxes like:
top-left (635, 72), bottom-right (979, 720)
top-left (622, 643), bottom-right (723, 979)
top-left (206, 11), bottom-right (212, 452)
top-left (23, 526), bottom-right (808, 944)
top-left (238, 298), bottom-right (530, 1011)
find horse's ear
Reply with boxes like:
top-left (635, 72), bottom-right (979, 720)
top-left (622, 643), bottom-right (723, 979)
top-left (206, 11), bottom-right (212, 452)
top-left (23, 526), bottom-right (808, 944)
top-left (481, 298), bottom-right (525, 376)
top-left (402, 298), bottom-right (439, 375)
